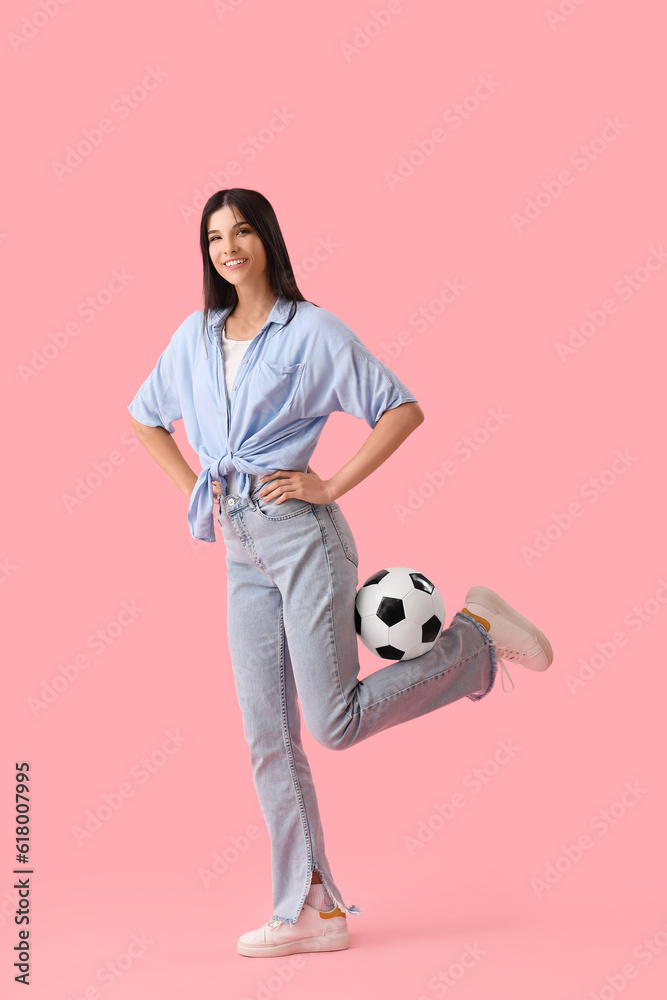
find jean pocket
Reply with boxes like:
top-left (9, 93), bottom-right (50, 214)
top-left (253, 479), bottom-right (313, 521)
top-left (249, 360), bottom-right (305, 415)
top-left (325, 503), bottom-right (359, 566)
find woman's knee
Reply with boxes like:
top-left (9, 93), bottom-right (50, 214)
top-left (303, 712), bottom-right (354, 751)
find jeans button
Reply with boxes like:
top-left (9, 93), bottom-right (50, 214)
top-left (227, 497), bottom-right (234, 507)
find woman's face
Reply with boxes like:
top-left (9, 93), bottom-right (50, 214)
top-left (207, 204), bottom-right (268, 289)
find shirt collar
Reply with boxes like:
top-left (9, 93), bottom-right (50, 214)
top-left (210, 294), bottom-right (294, 332)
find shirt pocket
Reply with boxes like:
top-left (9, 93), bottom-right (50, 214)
top-left (250, 360), bottom-right (305, 416)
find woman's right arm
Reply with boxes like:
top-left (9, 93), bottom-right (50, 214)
top-left (131, 418), bottom-right (199, 497)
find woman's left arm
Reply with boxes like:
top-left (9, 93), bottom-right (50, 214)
top-left (326, 401), bottom-right (425, 502)
top-left (260, 402), bottom-right (425, 504)
top-left (261, 402), bottom-right (424, 505)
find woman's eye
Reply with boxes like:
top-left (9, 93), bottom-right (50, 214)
top-left (209, 229), bottom-right (249, 244)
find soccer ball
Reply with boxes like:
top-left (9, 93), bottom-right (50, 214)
top-left (354, 567), bottom-right (446, 661)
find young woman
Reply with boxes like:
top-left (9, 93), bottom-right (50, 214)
top-left (128, 188), bottom-right (553, 958)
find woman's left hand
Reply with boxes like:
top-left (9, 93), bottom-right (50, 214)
top-left (259, 468), bottom-right (335, 506)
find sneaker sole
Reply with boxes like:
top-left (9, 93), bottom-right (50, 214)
top-left (464, 586), bottom-right (553, 671)
top-left (237, 930), bottom-right (351, 958)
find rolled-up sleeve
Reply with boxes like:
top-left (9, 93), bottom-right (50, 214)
top-left (329, 334), bottom-right (418, 428)
top-left (127, 339), bottom-right (182, 434)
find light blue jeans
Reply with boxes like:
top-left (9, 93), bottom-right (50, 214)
top-left (217, 475), bottom-right (498, 926)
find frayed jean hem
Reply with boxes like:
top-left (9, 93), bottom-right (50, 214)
top-left (270, 862), bottom-right (363, 926)
top-left (455, 611), bottom-right (498, 702)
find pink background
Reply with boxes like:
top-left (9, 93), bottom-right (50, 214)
top-left (2, 0), bottom-right (666, 996)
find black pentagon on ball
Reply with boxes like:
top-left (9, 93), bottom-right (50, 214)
top-left (377, 596), bottom-right (406, 627)
top-left (376, 643), bottom-right (406, 660)
top-left (422, 614), bottom-right (442, 643)
top-left (354, 606), bottom-right (362, 635)
top-left (409, 571), bottom-right (435, 594)
top-left (362, 568), bottom-right (390, 587)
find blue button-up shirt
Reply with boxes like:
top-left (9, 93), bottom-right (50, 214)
top-left (127, 295), bottom-right (418, 542)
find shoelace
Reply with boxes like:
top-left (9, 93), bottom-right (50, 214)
top-left (495, 653), bottom-right (515, 694)
top-left (461, 608), bottom-right (516, 695)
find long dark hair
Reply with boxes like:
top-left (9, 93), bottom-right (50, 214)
top-left (199, 189), bottom-right (315, 356)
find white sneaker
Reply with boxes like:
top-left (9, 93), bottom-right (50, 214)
top-left (461, 586), bottom-right (554, 694)
top-left (237, 902), bottom-right (351, 957)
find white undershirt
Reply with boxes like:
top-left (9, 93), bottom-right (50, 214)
top-left (219, 323), bottom-right (264, 496)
